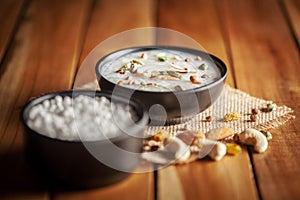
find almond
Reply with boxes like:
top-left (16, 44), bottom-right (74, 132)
top-left (206, 127), bottom-right (234, 140)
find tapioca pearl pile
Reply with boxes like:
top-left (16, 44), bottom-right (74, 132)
top-left (27, 95), bottom-right (136, 141)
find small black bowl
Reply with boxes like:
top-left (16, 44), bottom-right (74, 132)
top-left (95, 46), bottom-right (227, 125)
top-left (21, 90), bottom-right (148, 189)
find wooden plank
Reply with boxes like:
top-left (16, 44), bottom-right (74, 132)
top-left (53, 163), bottom-right (154, 200)
top-left (157, 150), bottom-right (257, 200)
top-left (158, 0), bottom-right (235, 87)
top-left (74, 0), bottom-right (157, 87)
top-left (220, 0), bottom-right (300, 199)
top-left (157, 0), bottom-right (258, 199)
top-left (54, 0), bottom-right (156, 199)
top-left (283, 0), bottom-right (300, 43)
top-left (0, 0), bottom-right (25, 64)
top-left (0, 0), bottom-right (93, 199)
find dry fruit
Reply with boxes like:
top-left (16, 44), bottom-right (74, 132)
top-left (224, 112), bottom-right (242, 122)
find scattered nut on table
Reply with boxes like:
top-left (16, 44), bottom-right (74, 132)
top-left (250, 114), bottom-right (259, 122)
top-left (251, 108), bottom-right (260, 115)
top-left (224, 112), bottom-right (242, 122)
top-left (205, 116), bottom-right (212, 122)
top-left (226, 143), bottom-right (242, 155)
top-left (207, 141), bottom-right (227, 161)
top-left (205, 126), bottom-right (234, 140)
top-left (236, 128), bottom-right (268, 153)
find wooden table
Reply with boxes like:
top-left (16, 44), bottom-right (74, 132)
top-left (0, 0), bottom-right (299, 199)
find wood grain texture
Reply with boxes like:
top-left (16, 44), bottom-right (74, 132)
top-left (158, 0), bottom-right (235, 87)
top-left (0, 0), bottom-right (25, 64)
top-left (283, 0), bottom-right (300, 44)
top-left (0, 0), bottom-right (92, 199)
top-left (53, 164), bottom-right (154, 200)
top-left (157, 0), bottom-right (258, 199)
top-left (220, 0), bottom-right (300, 199)
top-left (74, 0), bottom-right (157, 87)
top-left (54, 0), bottom-right (156, 199)
top-left (176, 149), bottom-right (258, 200)
top-left (156, 150), bottom-right (258, 200)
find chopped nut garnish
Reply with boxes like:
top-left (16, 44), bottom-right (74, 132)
top-left (250, 114), bottom-right (259, 122)
top-left (261, 103), bottom-right (276, 112)
top-left (167, 70), bottom-right (183, 79)
top-left (140, 53), bottom-right (148, 59)
top-left (267, 103), bottom-right (276, 111)
top-left (117, 81), bottom-right (124, 85)
top-left (146, 82), bottom-right (157, 86)
top-left (174, 85), bottom-right (183, 91)
top-left (261, 131), bottom-right (272, 140)
top-left (190, 75), bottom-right (201, 84)
top-left (251, 108), bottom-right (259, 115)
top-left (224, 112), bottom-right (242, 122)
top-left (185, 58), bottom-right (192, 62)
top-left (174, 55), bottom-right (182, 61)
top-left (128, 80), bottom-right (136, 85)
top-left (157, 53), bottom-right (167, 62)
top-left (205, 116), bottom-right (212, 122)
top-left (140, 81), bottom-right (146, 86)
top-left (201, 74), bottom-right (211, 78)
top-left (195, 56), bottom-right (202, 61)
top-left (116, 65), bottom-right (127, 74)
top-left (129, 63), bottom-right (138, 73)
top-left (199, 63), bottom-right (207, 70)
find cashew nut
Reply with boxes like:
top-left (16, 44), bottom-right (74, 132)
top-left (164, 136), bottom-right (191, 163)
top-left (141, 136), bottom-right (190, 164)
top-left (207, 141), bottom-right (227, 161)
top-left (198, 139), bottom-right (227, 161)
top-left (238, 128), bottom-right (268, 153)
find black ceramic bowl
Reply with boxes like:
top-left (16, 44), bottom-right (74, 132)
top-left (96, 46), bottom-right (227, 125)
top-left (21, 90), bottom-right (148, 189)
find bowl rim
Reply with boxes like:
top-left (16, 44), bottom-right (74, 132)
top-left (21, 90), bottom-right (149, 144)
top-left (95, 45), bottom-right (227, 94)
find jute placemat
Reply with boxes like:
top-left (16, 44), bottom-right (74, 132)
top-left (79, 81), bottom-right (295, 136)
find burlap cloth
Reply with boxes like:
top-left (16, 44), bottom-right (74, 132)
top-left (79, 81), bottom-right (295, 136)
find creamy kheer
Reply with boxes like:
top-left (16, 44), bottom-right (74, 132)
top-left (101, 49), bottom-right (221, 92)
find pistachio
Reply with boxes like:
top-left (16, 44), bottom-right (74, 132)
top-left (199, 63), bottom-right (207, 70)
top-left (131, 59), bottom-right (144, 65)
top-left (261, 131), bottom-right (272, 140)
top-left (267, 103), bottom-right (276, 111)
top-left (140, 81), bottom-right (146, 86)
top-left (167, 70), bottom-right (183, 79)
top-left (157, 53), bottom-right (168, 62)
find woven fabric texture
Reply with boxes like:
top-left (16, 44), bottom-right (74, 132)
top-left (79, 81), bottom-right (295, 136)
